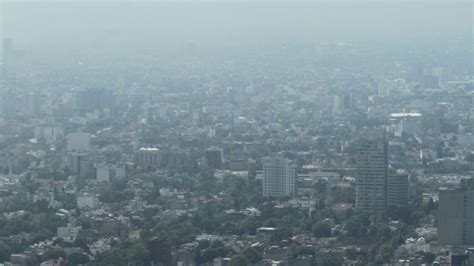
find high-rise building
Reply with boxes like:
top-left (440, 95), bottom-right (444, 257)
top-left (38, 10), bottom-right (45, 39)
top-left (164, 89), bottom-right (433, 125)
top-left (67, 133), bottom-right (90, 153)
top-left (0, 90), bottom-right (16, 118)
top-left (68, 153), bottom-right (85, 175)
top-left (95, 163), bottom-right (110, 183)
top-left (438, 178), bottom-right (474, 246)
top-left (205, 147), bottom-right (223, 170)
top-left (262, 156), bottom-right (296, 198)
top-left (136, 147), bottom-right (162, 169)
top-left (355, 131), bottom-right (389, 213)
top-left (1, 38), bottom-right (14, 80)
top-left (73, 89), bottom-right (115, 113)
top-left (387, 171), bottom-right (409, 207)
top-left (67, 153), bottom-right (92, 177)
top-left (2, 38), bottom-right (12, 66)
top-left (113, 163), bottom-right (127, 179)
top-left (23, 92), bottom-right (42, 117)
top-left (390, 112), bottom-right (423, 137)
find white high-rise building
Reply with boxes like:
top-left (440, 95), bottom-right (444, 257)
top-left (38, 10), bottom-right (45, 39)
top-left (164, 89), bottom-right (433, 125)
top-left (262, 156), bottom-right (296, 198)
top-left (114, 163), bottom-right (127, 179)
top-left (95, 163), bottom-right (110, 183)
top-left (67, 133), bottom-right (90, 152)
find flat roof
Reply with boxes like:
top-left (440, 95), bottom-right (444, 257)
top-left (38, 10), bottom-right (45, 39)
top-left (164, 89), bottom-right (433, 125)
top-left (390, 113), bottom-right (422, 118)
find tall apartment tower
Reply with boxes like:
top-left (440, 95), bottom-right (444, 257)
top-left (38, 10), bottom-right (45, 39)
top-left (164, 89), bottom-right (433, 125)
top-left (355, 131), bottom-right (389, 213)
top-left (388, 171), bottom-right (409, 207)
top-left (67, 133), bottom-right (90, 153)
top-left (262, 156), bottom-right (296, 198)
top-left (438, 178), bottom-right (474, 246)
top-left (205, 147), bottom-right (223, 170)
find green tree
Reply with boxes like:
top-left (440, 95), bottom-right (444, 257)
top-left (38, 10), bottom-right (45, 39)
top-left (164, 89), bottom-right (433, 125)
top-left (242, 247), bottom-right (262, 264)
top-left (230, 255), bottom-right (248, 266)
top-left (312, 221), bottom-right (332, 237)
top-left (41, 249), bottom-right (66, 261)
top-left (126, 241), bottom-right (151, 264)
top-left (0, 241), bottom-right (11, 263)
top-left (316, 254), bottom-right (343, 266)
top-left (345, 214), bottom-right (370, 239)
top-left (375, 243), bottom-right (395, 264)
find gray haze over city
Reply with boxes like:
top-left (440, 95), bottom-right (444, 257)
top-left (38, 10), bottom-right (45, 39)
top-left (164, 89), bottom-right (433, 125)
top-left (0, 0), bottom-right (473, 265)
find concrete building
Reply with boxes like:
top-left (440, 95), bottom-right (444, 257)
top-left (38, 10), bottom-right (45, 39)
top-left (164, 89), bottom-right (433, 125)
top-left (388, 171), bottom-right (409, 207)
top-left (114, 163), bottom-right (127, 179)
top-left (262, 156), bottom-right (296, 198)
top-left (67, 153), bottom-right (93, 178)
top-left (67, 153), bottom-right (87, 176)
top-left (77, 194), bottom-right (99, 209)
top-left (135, 147), bottom-right (161, 169)
top-left (205, 147), bottom-right (223, 170)
top-left (73, 89), bottom-right (115, 113)
top-left (95, 163), bottom-right (110, 183)
top-left (355, 131), bottom-right (389, 213)
top-left (34, 126), bottom-right (64, 143)
top-left (57, 225), bottom-right (82, 242)
top-left (438, 178), bottom-right (474, 246)
top-left (0, 91), bottom-right (16, 118)
top-left (390, 113), bottom-right (423, 137)
top-left (23, 92), bottom-right (42, 117)
top-left (67, 133), bottom-right (90, 152)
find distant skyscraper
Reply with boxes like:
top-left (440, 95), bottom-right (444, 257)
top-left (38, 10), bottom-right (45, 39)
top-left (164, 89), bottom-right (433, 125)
top-left (73, 89), bottom-right (115, 113)
top-left (422, 74), bottom-right (440, 89)
top-left (24, 92), bottom-right (42, 117)
top-left (355, 131), bottom-right (388, 213)
top-left (387, 171), bottom-right (409, 207)
top-left (2, 38), bottom-right (12, 62)
top-left (67, 153), bottom-right (92, 177)
top-left (136, 147), bottom-right (162, 169)
top-left (95, 163), bottom-right (110, 183)
top-left (205, 147), bottom-right (223, 170)
top-left (1, 38), bottom-right (14, 80)
top-left (262, 156), bottom-right (296, 198)
top-left (67, 133), bottom-right (90, 153)
top-left (0, 90), bottom-right (16, 118)
top-left (438, 178), bottom-right (474, 246)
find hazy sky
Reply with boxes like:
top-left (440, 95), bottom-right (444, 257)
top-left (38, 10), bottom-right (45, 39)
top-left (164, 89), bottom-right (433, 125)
top-left (1, 1), bottom-right (472, 61)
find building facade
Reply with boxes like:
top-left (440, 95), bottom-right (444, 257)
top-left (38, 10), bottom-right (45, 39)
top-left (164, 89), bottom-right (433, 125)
top-left (67, 133), bottom-right (90, 153)
top-left (355, 131), bottom-right (389, 213)
top-left (135, 147), bottom-right (162, 169)
top-left (205, 147), bottom-right (223, 170)
top-left (388, 171), bottom-right (409, 207)
top-left (262, 156), bottom-right (296, 198)
top-left (438, 178), bottom-right (474, 246)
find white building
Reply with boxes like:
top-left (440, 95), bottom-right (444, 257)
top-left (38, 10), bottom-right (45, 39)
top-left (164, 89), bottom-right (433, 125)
top-left (159, 187), bottom-right (178, 197)
top-left (114, 164), bottom-right (127, 179)
top-left (95, 163), bottom-right (110, 183)
top-left (390, 112), bottom-right (423, 137)
top-left (77, 194), bottom-right (99, 209)
top-left (67, 133), bottom-right (90, 152)
top-left (57, 225), bottom-right (82, 242)
top-left (262, 156), bottom-right (296, 198)
top-left (23, 92), bottom-right (42, 117)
